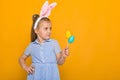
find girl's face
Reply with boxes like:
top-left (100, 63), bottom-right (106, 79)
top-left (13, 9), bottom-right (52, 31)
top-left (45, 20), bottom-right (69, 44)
top-left (35, 21), bottom-right (52, 41)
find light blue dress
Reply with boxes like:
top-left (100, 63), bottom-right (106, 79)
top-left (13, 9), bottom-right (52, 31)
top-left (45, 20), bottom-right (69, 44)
top-left (24, 39), bottom-right (61, 80)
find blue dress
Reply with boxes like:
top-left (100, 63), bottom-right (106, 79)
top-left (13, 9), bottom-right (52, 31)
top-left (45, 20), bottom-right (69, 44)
top-left (24, 39), bottom-right (61, 80)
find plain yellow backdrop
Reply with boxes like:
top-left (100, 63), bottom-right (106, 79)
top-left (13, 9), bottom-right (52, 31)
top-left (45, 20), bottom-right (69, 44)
top-left (0, 0), bottom-right (120, 80)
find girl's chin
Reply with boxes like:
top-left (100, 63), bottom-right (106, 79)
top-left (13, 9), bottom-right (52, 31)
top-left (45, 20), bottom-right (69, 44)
top-left (44, 37), bottom-right (50, 40)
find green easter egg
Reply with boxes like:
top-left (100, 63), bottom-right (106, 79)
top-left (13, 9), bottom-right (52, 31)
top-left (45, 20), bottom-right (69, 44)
top-left (68, 35), bottom-right (75, 43)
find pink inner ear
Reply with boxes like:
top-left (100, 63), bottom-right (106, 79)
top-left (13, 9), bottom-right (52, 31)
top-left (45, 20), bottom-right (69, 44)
top-left (40, 2), bottom-right (57, 17)
top-left (40, 1), bottom-right (49, 16)
top-left (44, 9), bottom-right (51, 17)
top-left (41, 1), bottom-right (49, 10)
top-left (49, 2), bottom-right (57, 9)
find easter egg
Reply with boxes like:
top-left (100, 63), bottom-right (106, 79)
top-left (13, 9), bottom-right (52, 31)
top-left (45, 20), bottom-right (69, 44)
top-left (66, 31), bottom-right (71, 39)
top-left (68, 35), bottom-right (75, 43)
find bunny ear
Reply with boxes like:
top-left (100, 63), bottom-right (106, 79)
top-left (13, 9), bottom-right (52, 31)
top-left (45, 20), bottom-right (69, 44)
top-left (34, 1), bottom-right (57, 29)
top-left (49, 2), bottom-right (57, 9)
top-left (40, 1), bottom-right (49, 17)
top-left (43, 2), bottom-right (57, 17)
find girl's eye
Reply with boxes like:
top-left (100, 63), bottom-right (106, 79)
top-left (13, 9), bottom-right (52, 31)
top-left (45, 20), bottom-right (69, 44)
top-left (44, 27), bottom-right (52, 30)
top-left (45, 27), bottom-right (48, 30)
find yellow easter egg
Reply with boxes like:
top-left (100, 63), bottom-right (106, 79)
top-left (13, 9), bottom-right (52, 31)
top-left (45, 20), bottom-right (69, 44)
top-left (66, 31), bottom-right (71, 39)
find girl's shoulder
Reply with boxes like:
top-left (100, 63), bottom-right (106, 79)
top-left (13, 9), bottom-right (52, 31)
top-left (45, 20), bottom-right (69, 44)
top-left (49, 39), bottom-right (60, 46)
top-left (49, 38), bottom-right (59, 43)
top-left (25, 42), bottom-right (36, 48)
top-left (25, 42), bottom-right (33, 48)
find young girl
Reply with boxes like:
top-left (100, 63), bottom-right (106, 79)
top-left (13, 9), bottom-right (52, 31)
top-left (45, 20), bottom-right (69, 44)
top-left (19, 14), bottom-right (69, 80)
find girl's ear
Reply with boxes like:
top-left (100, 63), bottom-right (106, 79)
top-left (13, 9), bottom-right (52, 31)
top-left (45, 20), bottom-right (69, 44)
top-left (34, 28), bottom-right (38, 34)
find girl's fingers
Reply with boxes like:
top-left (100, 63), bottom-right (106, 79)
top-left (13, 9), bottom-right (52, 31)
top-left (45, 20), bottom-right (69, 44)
top-left (31, 66), bottom-right (35, 73)
top-left (65, 46), bottom-right (69, 50)
top-left (29, 68), bottom-right (33, 74)
top-left (65, 52), bottom-right (69, 56)
top-left (31, 65), bottom-right (35, 69)
top-left (27, 66), bottom-right (35, 74)
top-left (65, 47), bottom-right (69, 54)
top-left (61, 47), bottom-right (70, 58)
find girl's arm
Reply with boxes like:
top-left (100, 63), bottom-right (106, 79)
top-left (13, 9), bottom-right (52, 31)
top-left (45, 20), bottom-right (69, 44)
top-left (19, 54), bottom-right (34, 74)
top-left (56, 47), bottom-right (69, 65)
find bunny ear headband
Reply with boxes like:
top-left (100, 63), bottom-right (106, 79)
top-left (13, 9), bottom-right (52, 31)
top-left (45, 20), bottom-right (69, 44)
top-left (34, 1), bottom-right (57, 29)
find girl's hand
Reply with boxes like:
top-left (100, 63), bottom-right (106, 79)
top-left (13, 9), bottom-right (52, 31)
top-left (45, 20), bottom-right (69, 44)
top-left (62, 46), bottom-right (69, 58)
top-left (24, 65), bottom-right (35, 74)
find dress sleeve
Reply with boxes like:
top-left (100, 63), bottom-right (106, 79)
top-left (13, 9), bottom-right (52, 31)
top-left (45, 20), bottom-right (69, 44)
top-left (24, 43), bottom-right (32, 56)
top-left (53, 40), bottom-right (61, 54)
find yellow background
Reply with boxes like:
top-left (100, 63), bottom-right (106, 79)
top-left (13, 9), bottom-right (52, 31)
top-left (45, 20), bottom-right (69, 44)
top-left (0, 0), bottom-right (120, 80)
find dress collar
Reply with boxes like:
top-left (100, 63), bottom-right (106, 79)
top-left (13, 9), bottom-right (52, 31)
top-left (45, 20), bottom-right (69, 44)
top-left (33, 39), bottom-right (51, 44)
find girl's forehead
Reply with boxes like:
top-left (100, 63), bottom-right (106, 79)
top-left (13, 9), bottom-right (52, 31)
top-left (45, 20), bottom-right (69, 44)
top-left (39, 21), bottom-right (51, 26)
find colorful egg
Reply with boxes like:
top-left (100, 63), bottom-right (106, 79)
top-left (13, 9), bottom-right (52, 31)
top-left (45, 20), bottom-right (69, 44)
top-left (68, 35), bottom-right (75, 43)
top-left (66, 31), bottom-right (71, 39)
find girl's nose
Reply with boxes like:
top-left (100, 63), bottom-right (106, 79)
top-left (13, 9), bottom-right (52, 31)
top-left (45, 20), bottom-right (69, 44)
top-left (48, 29), bottom-right (51, 33)
top-left (48, 27), bottom-right (52, 33)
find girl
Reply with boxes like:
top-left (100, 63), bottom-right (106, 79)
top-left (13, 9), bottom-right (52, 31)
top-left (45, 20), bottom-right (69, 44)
top-left (19, 14), bottom-right (69, 80)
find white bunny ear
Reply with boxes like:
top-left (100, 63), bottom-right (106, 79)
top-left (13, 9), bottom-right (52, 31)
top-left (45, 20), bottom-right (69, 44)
top-left (43, 2), bottom-right (57, 17)
top-left (40, 1), bottom-right (49, 17)
top-left (49, 2), bottom-right (57, 9)
top-left (34, 1), bottom-right (57, 29)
